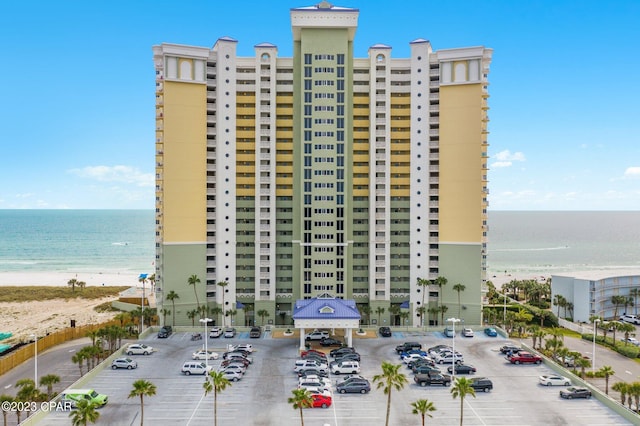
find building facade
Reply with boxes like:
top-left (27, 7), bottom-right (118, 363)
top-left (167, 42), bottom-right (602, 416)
top-left (152, 2), bottom-right (492, 328)
top-left (551, 270), bottom-right (640, 323)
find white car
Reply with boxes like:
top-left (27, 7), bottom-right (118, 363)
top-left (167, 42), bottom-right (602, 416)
top-left (299, 375), bottom-right (332, 388)
top-left (220, 364), bottom-right (246, 375)
top-left (462, 328), bottom-right (474, 337)
top-left (192, 350), bottom-right (219, 360)
top-left (221, 370), bottom-right (243, 382)
top-left (538, 375), bottom-right (571, 386)
top-left (294, 359), bottom-right (328, 373)
top-left (434, 352), bottom-right (464, 365)
top-left (306, 330), bottom-right (330, 341)
top-left (126, 344), bottom-right (155, 355)
top-left (401, 353), bottom-right (429, 364)
top-left (111, 357), bottom-right (138, 370)
top-left (620, 314), bottom-right (640, 325)
top-left (229, 343), bottom-right (254, 353)
top-left (209, 327), bottom-right (223, 338)
top-left (622, 337), bottom-right (640, 346)
top-left (298, 380), bottom-right (331, 393)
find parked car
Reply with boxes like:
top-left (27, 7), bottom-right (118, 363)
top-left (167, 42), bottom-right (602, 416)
top-left (334, 352), bottom-right (361, 362)
top-left (331, 347), bottom-right (356, 357)
top-left (507, 351), bottom-right (542, 365)
top-left (400, 349), bottom-right (428, 359)
top-left (622, 337), bottom-right (640, 346)
top-left (126, 344), bottom-right (155, 356)
top-left (338, 375), bottom-right (367, 385)
top-left (336, 379), bottom-right (371, 394)
top-left (294, 359), bottom-right (328, 373)
top-left (192, 350), bottom-right (219, 360)
top-left (434, 352), bottom-right (464, 365)
top-left (407, 358), bottom-right (436, 370)
top-left (111, 357), bottom-right (137, 370)
top-left (395, 342), bottom-right (422, 354)
top-left (560, 387), bottom-right (592, 399)
top-left (413, 365), bottom-right (441, 375)
top-left (298, 380), bottom-right (330, 394)
top-left (443, 327), bottom-right (455, 338)
top-left (224, 328), bottom-right (236, 338)
top-left (469, 377), bottom-right (493, 392)
top-left (539, 375), bottom-right (571, 386)
top-left (306, 330), bottom-right (330, 341)
top-left (301, 349), bottom-right (326, 359)
top-left (230, 344), bottom-right (254, 353)
top-left (484, 327), bottom-right (498, 337)
top-left (181, 362), bottom-right (213, 375)
top-left (553, 354), bottom-right (575, 367)
top-left (402, 353), bottom-right (429, 364)
top-left (331, 360), bottom-right (361, 375)
top-left (447, 364), bottom-right (476, 375)
top-left (462, 328), bottom-right (474, 337)
top-left (209, 326), bottom-right (223, 338)
top-left (249, 327), bottom-right (262, 338)
top-left (299, 375), bottom-right (332, 388)
top-left (414, 372), bottom-right (452, 387)
top-left (427, 344), bottom-right (451, 353)
top-left (500, 344), bottom-right (521, 354)
top-left (320, 337), bottom-right (344, 347)
top-left (221, 370), bottom-right (243, 382)
top-left (378, 326), bottom-right (392, 337)
top-left (620, 314), bottom-right (640, 325)
top-left (157, 326), bottom-right (172, 338)
top-left (221, 357), bottom-right (250, 368)
top-left (311, 393), bottom-right (332, 408)
top-left (297, 368), bottom-right (328, 378)
top-left (220, 364), bottom-right (246, 375)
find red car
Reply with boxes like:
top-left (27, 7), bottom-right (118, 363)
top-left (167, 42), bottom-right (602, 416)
top-left (311, 393), bottom-right (332, 408)
top-left (301, 349), bottom-right (327, 359)
top-left (507, 351), bottom-right (542, 365)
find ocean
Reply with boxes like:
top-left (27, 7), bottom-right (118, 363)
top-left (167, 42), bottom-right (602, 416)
top-left (0, 210), bottom-right (639, 277)
top-left (0, 210), bottom-right (155, 274)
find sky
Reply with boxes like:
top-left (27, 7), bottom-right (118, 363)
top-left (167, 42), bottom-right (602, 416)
top-left (1, 0), bottom-right (638, 210)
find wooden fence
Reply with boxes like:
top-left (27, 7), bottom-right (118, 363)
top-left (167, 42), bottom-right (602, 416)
top-left (0, 319), bottom-right (119, 377)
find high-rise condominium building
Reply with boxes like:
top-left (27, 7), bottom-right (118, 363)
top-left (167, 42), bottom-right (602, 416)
top-left (152, 2), bottom-right (492, 328)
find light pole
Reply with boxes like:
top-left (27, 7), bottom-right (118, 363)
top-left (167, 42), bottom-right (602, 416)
top-left (503, 291), bottom-right (507, 327)
top-left (447, 317), bottom-right (461, 380)
top-left (592, 318), bottom-right (600, 373)
top-left (30, 334), bottom-right (38, 384)
top-left (199, 318), bottom-right (212, 367)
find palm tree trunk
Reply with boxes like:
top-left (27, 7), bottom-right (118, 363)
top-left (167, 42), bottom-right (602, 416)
top-left (214, 391), bottom-right (218, 426)
top-left (460, 396), bottom-right (464, 426)
top-left (299, 406), bottom-right (304, 426)
top-left (385, 389), bottom-right (392, 426)
top-left (139, 396), bottom-right (144, 426)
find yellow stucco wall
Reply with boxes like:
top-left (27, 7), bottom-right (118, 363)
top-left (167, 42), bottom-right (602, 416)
top-left (162, 81), bottom-right (206, 242)
top-left (439, 83), bottom-right (483, 243)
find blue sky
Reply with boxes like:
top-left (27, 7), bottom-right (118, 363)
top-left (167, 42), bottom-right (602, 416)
top-left (1, 0), bottom-right (638, 210)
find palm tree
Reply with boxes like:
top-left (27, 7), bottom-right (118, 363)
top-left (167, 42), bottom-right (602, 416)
top-left (629, 382), bottom-right (640, 411)
top-left (388, 304), bottom-right (400, 327)
top-left (427, 306), bottom-right (439, 326)
top-left (128, 379), bottom-right (157, 426)
top-left (256, 309), bottom-right (270, 326)
top-left (553, 294), bottom-right (566, 318)
top-left (15, 379), bottom-right (40, 418)
top-left (439, 305), bottom-right (449, 326)
top-left (288, 388), bottom-right (313, 426)
top-left (210, 306), bottom-right (223, 327)
top-left (452, 283), bottom-right (466, 318)
top-left (372, 361), bottom-right (408, 426)
top-left (375, 306), bottom-right (385, 325)
top-left (599, 365), bottom-right (615, 395)
top-left (77, 280), bottom-right (87, 291)
top-left (612, 381), bottom-right (628, 406)
top-left (217, 281), bottom-right (229, 325)
top-left (610, 320), bottom-right (623, 344)
top-left (39, 374), bottom-right (60, 398)
top-left (417, 278), bottom-right (430, 327)
top-left (611, 295), bottom-right (627, 319)
top-left (165, 290), bottom-right (180, 326)
top-left (1, 394), bottom-right (14, 426)
top-left (68, 277), bottom-right (78, 293)
top-left (451, 377), bottom-right (476, 426)
top-left (434, 276), bottom-right (448, 310)
top-left (187, 309), bottom-right (199, 326)
top-left (188, 274), bottom-right (202, 314)
top-left (574, 357), bottom-right (591, 379)
top-left (69, 399), bottom-right (100, 426)
top-left (630, 289), bottom-right (640, 316)
top-left (72, 352), bottom-right (85, 377)
top-left (203, 371), bottom-right (232, 426)
top-left (411, 398), bottom-right (436, 426)
top-left (360, 305), bottom-right (372, 326)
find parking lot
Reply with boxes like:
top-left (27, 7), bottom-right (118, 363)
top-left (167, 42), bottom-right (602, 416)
top-left (41, 329), bottom-right (632, 425)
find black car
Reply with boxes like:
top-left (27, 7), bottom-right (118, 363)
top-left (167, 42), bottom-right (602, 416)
top-left (320, 337), bottom-right (344, 347)
top-left (378, 326), bottom-right (392, 337)
top-left (334, 352), bottom-right (361, 363)
top-left (413, 365), bottom-right (441, 375)
top-left (395, 342), bottom-right (422, 354)
top-left (249, 327), bottom-right (261, 338)
top-left (407, 358), bottom-right (435, 370)
top-left (297, 368), bottom-right (328, 378)
top-left (469, 377), bottom-right (493, 392)
top-left (560, 387), bottom-right (592, 399)
top-left (447, 364), bottom-right (476, 375)
top-left (157, 326), bottom-right (172, 338)
top-left (499, 345), bottom-right (521, 354)
top-left (330, 347), bottom-right (356, 357)
top-left (336, 379), bottom-right (371, 394)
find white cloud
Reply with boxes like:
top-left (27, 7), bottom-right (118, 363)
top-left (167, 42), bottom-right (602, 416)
top-left (624, 167), bottom-right (640, 178)
top-left (490, 150), bottom-right (526, 168)
top-left (68, 165), bottom-right (154, 187)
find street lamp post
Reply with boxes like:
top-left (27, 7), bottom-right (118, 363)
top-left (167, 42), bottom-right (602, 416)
top-left (447, 317), bottom-right (461, 380)
top-left (199, 318), bottom-right (212, 368)
top-left (593, 318), bottom-right (600, 373)
top-left (30, 334), bottom-right (38, 384)
top-left (503, 291), bottom-right (507, 327)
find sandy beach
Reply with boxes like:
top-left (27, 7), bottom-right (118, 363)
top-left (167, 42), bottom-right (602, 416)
top-left (0, 272), bottom-right (143, 342)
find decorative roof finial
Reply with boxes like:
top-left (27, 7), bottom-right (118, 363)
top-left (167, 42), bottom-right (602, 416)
top-left (317, 1), bottom-right (332, 9)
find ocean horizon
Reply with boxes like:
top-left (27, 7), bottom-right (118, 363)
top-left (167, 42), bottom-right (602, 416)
top-left (1, 209), bottom-right (639, 278)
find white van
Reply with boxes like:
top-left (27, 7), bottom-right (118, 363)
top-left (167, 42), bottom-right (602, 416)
top-left (331, 360), bottom-right (360, 375)
top-left (181, 361), bottom-right (214, 375)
